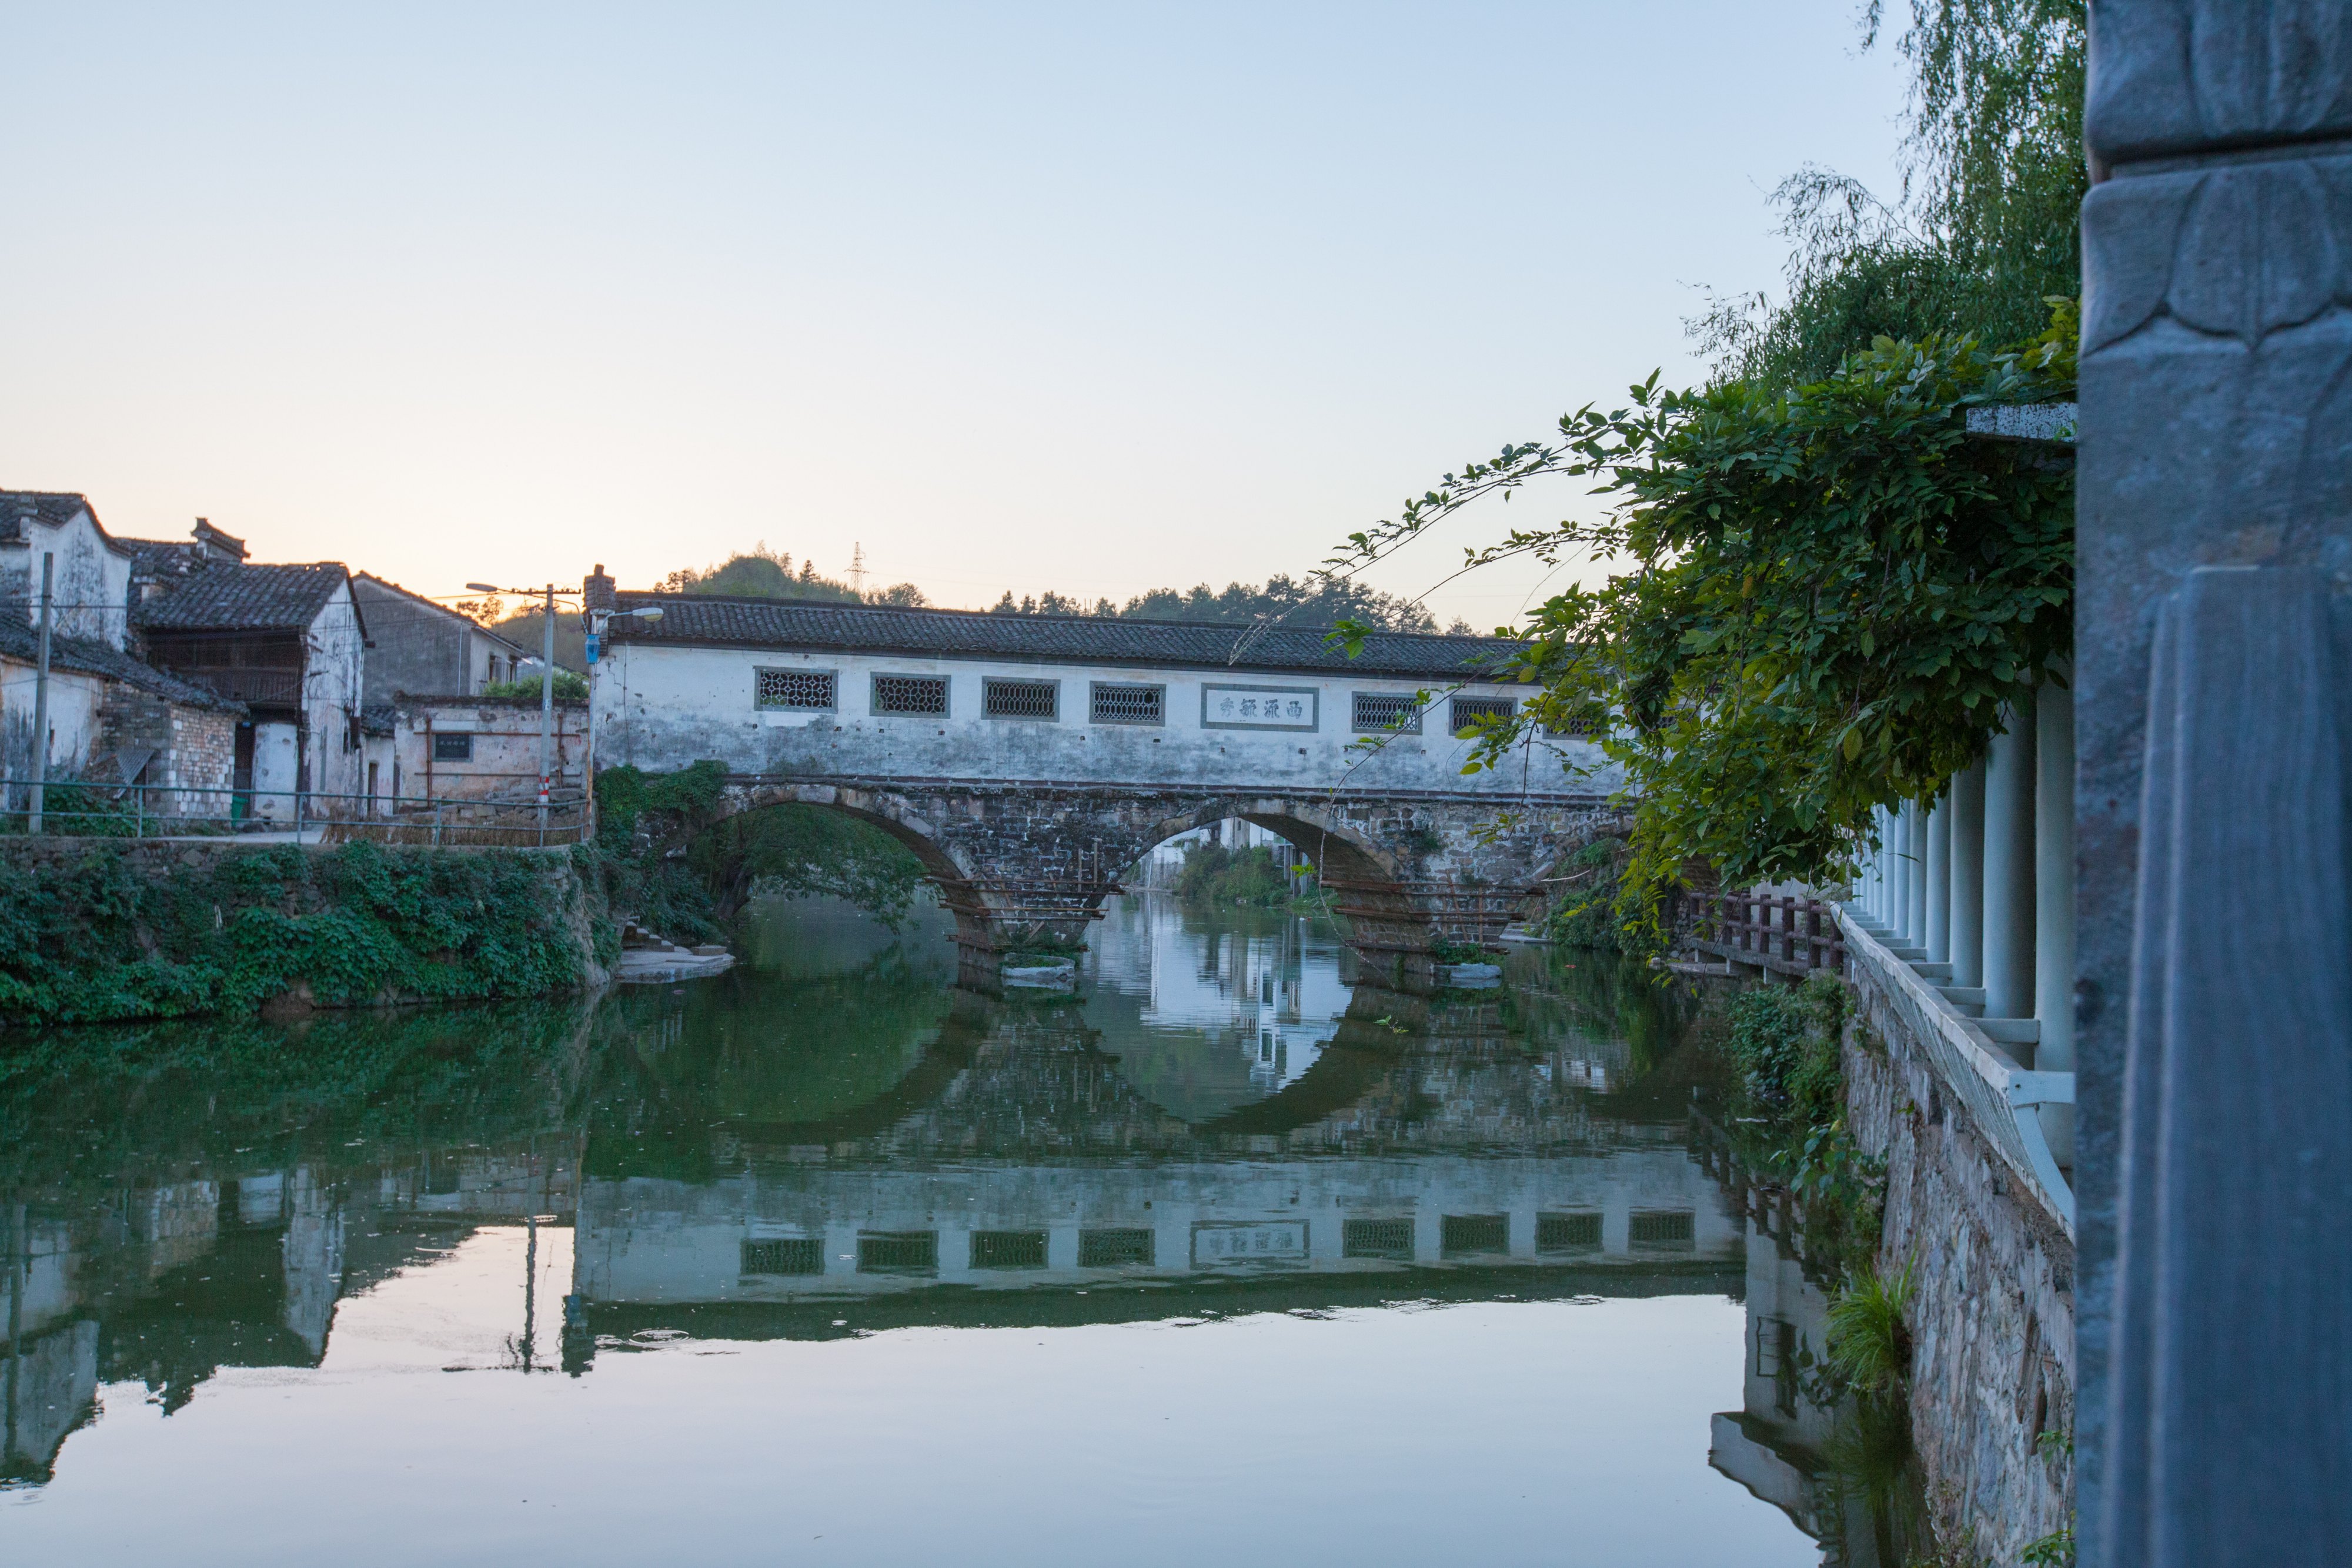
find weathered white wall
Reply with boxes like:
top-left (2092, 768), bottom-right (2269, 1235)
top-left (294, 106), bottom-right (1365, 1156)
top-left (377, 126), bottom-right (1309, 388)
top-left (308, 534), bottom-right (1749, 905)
top-left (2, 507), bottom-right (131, 648)
top-left (0, 656), bottom-right (105, 781)
top-left (252, 720), bottom-right (299, 820)
top-left (594, 642), bottom-right (1616, 798)
top-left (399, 698), bottom-right (586, 803)
top-left (303, 583), bottom-right (368, 802)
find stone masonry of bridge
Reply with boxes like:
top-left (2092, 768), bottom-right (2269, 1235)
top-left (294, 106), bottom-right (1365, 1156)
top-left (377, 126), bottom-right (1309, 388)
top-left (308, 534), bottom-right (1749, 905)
top-left (588, 578), bottom-right (1629, 982)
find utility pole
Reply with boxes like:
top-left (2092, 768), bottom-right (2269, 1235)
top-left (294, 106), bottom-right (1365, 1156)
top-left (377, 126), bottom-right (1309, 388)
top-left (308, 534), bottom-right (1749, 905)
top-left (537, 582), bottom-right (554, 833)
top-left (28, 555), bottom-right (53, 835)
top-left (848, 542), bottom-right (867, 597)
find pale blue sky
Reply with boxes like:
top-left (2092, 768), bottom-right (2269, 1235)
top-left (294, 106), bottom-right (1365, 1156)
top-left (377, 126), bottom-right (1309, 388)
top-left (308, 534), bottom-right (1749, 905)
top-left (1, 3), bottom-right (1910, 621)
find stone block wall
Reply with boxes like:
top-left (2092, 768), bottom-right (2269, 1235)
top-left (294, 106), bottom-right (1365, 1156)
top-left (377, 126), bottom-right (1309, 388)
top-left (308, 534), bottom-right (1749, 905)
top-left (95, 686), bottom-right (238, 815)
top-left (1840, 923), bottom-right (2074, 1562)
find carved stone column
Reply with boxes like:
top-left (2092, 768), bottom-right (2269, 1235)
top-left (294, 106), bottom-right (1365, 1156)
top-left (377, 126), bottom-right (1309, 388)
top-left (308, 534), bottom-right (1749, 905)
top-left (2079, 7), bottom-right (2352, 1563)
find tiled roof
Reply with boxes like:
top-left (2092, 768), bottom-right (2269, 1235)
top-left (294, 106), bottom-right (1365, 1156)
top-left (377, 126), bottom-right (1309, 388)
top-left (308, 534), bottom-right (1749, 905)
top-left (361, 703), bottom-right (399, 737)
top-left (136, 562), bottom-right (352, 633)
top-left (605, 593), bottom-right (1529, 682)
top-left (0, 615), bottom-right (246, 714)
top-left (2, 490), bottom-right (135, 557)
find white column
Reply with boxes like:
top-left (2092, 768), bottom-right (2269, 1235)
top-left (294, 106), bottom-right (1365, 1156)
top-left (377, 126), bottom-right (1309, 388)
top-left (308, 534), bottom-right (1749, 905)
top-left (1904, 798), bottom-right (1928, 950)
top-left (1949, 760), bottom-right (1985, 988)
top-left (1925, 794), bottom-right (1950, 964)
top-left (1889, 805), bottom-right (1910, 944)
top-left (2035, 677), bottom-right (2076, 1164)
top-left (1983, 696), bottom-right (2038, 1024)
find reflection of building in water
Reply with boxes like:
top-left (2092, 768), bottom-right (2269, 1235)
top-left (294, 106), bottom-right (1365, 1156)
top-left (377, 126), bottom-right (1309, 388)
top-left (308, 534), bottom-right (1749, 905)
top-left (1088, 895), bottom-right (1351, 1094)
top-left (2, 1144), bottom-right (578, 1486)
top-left (573, 1145), bottom-right (1738, 1310)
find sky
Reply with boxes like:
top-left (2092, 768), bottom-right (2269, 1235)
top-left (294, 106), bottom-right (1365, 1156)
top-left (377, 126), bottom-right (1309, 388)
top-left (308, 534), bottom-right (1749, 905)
top-left (1, 3), bottom-right (1910, 625)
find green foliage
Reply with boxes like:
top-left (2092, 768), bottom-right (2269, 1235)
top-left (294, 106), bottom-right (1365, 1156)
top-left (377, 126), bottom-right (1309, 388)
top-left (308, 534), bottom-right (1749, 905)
top-left (1725, 974), bottom-right (1848, 1126)
top-left (1828, 1256), bottom-right (1917, 1396)
top-left (1327, 317), bottom-right (2074, 931)
top-left (1541, 838), bottom-right (1652, 955)
top-left (481, 670), bottom-right (589, 701)
top-left (991, 572), bottom-right (1437, 633)
top-left (1170, 843), bottom-right (1302, 908)
top-left (0, 841), bottom-right (597, 1029)
top-left (2020, 1526), bottom-right (2075, 1566)
top-left (1695, 1), bottom-right (2086, 389)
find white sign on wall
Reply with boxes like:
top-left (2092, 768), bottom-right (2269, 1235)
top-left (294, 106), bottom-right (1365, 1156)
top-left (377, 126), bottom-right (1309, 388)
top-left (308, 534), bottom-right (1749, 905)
top-left (1200, 684), bottom-right (1318, 731)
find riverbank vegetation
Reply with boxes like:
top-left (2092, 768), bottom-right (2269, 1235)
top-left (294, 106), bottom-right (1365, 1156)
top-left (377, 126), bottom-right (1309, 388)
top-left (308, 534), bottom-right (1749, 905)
top-left (1167, 841), bottom-right (1329, 912)
top-left (0, 840), bottom-right (610, 1029)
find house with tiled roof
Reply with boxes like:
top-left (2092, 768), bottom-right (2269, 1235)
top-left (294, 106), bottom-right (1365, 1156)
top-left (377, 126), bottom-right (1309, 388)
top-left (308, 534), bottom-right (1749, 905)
top-left (351, 574), bottom-right (530, 703)
top-left (136, 553), bottom-right (370, 824)
top-left (1, 494), bottom-right (249, 814)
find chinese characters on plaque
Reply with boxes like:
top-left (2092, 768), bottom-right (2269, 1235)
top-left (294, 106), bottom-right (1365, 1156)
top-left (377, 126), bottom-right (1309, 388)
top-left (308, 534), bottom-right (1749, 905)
top-left (1199, 684), bottom-right (1318, 732)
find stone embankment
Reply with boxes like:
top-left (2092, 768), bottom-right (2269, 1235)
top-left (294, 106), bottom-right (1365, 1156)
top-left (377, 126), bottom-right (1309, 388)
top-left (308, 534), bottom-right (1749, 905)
top-left (1838, 912), bottom-right (2074, 1561)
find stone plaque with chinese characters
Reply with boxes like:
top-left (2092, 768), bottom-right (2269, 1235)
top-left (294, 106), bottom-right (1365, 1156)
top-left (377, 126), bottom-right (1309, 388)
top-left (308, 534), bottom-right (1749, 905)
top-left (1190, 1220), bottom-right (1310, 1268)
top-left (1200, 684), bottom-right (1318, 732)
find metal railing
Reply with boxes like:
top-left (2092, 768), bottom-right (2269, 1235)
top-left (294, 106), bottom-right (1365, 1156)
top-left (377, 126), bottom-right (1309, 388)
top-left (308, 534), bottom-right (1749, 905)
top-left (0, 775), bottom-right (590, 847)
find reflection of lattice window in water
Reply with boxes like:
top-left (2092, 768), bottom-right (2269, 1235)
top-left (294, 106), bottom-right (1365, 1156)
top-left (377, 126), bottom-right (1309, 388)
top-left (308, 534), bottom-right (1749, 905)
top-left (871, 674), bottom-right (948, 716)
top-left (1628, 1209), bottom-right (1696, 1250)
top-left (1536, 1211), bottom-right (1602, 1253)
top-left (1449, 696), bottom-right (1516, 737)
top-left (969, 1230), bottom-right (1048, 1270)
top-left (857, 1230), bottom-right (938, 1273)
top-left (740, 1238), bottom-right (823, 1276)
top-left (1078, 1228), bottom-right (1154, 1268)
top-left (756, 667), bottom-right (836, 710)
top-left (1440, 1213), bottom-right (1509, 1257)
top-left (1343, 1218), bottom-right (1415, 1261)
top-left (1090, 682), bottom-right (1164, 725)
top-left (1352, 692), bottom-right (1423, 734)
top-left (984, 677), bottom-right (1058, 719)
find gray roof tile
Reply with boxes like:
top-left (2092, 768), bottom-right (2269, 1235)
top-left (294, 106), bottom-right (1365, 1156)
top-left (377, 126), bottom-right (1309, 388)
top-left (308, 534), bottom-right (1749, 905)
top-left (0, 616), bottom-right (246, 714)
top-left (606, 593), bottom-right (1528, 682)
top-left (136, 562), bottom-right (351, 633)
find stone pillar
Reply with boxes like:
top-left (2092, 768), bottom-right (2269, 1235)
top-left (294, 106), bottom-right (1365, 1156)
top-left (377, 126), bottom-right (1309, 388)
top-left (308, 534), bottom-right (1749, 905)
top-left (1981, 697), bottom-right (2036, 1024)
top-left (2080, 13), bottom-right (2352, 1564)
top-left (1903, 798), bottom-right (1927, 951)
top-left (1947, 759), bottom-right (1984, 989)
top-left (1891, 804), bottom-right (1913, 944)
top-left (2035, 676), bottom-right (2076, 1164)
top-left (1925, 793), bottom-right (1950, 965)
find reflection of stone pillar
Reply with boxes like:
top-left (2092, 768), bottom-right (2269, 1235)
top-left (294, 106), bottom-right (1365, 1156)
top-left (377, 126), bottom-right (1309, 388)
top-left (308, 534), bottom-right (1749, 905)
top-left (1947, 761), bottom-right (1984, 989)
top-left (2080, 18), bottom-right (2352, 1566)
top-left (1982, 699), bottom-right (2036, 1024)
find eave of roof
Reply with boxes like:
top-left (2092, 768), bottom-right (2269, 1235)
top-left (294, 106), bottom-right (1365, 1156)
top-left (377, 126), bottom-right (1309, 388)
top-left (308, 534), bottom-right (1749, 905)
top-left (0, 617), bottom-right (248, 714)
top-left (599, 593), bottom-right (1531, 683)
top-left (135, 561), bottom-right (355, 634)
top-left (2, 490), bottom-right (137, 557)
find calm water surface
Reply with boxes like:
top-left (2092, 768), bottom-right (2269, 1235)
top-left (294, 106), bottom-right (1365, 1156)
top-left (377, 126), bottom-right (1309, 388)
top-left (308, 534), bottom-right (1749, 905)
top-left (2, 894), bottom-right (1839, 1566)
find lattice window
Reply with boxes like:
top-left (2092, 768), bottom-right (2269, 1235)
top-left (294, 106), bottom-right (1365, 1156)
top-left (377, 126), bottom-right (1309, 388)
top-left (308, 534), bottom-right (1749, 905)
top-left (756, 667), bottom-right (836, 710)
top-left (740, 1238), bottom-right (823, 1276)
top-left (1449, 696), bottom-right (1516, 737)
top-left (1536, 1211), bottom-right (1602, 1253)
top-left (1628, 1209), bottom-right (1695, 1248)
top-left (1440, 1213), bottom-right (1509, 1256)
top-left (1343, 1218), bottom-right (1415, 1261)
top-left (1352, 692), bottom-right (1423, 734)
top-left (1079, 1227), bottom-right (1154, 1268)
top-left (1090, 682), bottom-right (1164, 725)
top-left (984, 677), bottom-right (1058, 720)
top-left (857, 1230), bottom-right (938, 1273)
top-left (871, 674), bottom-right (949, 716)
top-left (969, 1230), bottom-right (1048, 1269)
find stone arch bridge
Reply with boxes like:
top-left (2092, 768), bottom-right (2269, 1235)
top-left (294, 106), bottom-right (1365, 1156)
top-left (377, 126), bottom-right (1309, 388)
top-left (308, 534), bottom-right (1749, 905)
top-left (583, 577), bottom-right (1629, 982)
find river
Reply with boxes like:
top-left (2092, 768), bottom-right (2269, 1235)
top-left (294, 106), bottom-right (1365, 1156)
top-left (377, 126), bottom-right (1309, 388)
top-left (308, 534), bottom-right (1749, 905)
top-left (1, 892), bottom-right (1853, 1566)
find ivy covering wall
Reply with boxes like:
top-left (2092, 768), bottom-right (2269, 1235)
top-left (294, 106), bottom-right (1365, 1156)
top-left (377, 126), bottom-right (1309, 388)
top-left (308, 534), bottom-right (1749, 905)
top-left (0, 840), bottom-right (614, 1030)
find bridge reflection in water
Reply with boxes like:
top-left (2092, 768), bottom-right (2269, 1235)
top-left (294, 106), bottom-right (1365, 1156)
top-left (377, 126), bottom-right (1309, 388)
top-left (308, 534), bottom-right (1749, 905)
top-left (4, 895), bottom-right (1822, 1565)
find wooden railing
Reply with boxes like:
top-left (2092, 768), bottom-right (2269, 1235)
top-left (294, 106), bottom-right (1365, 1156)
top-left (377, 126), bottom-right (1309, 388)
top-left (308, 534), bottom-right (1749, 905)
top-left (1681, 890), bottom-right (1845, 977)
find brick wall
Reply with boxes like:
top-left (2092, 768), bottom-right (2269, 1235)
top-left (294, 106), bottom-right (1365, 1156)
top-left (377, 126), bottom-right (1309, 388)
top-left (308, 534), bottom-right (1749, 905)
top-left (95, 686), bottom-right (239, 817)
